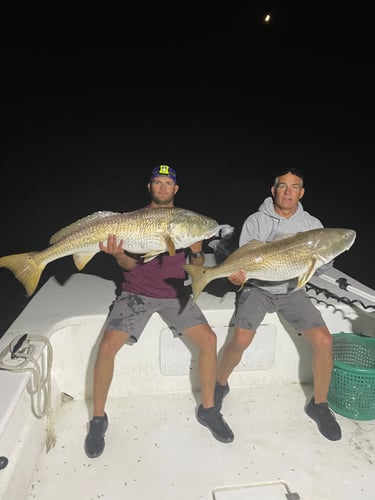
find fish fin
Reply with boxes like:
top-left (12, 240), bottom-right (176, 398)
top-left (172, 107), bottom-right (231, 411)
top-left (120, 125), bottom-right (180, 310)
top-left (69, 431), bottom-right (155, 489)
top-left (183, 264), bottom-right (210, 302)
top-left (72, 252), bottom-right (97, 271)
top-left (141, 243), bottom-right (177, 263)
top-left (0, 252), bottom-right (44, 297)
top-left (297, 258), bottom-right (318, 287)
top-left (50, 211), bottom-right (121, 244)
top-left (166, 237), bottom-right (176, 256)
top-left (142, 253), bottom-right (161, 263)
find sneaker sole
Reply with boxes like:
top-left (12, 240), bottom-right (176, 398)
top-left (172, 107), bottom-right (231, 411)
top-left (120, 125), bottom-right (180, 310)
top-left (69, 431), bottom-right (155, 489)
top-left (84, 442), bottom-right (105, 459)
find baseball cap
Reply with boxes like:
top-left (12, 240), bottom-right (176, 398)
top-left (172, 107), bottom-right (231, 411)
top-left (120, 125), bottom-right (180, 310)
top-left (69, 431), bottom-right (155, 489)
top-left (149, 164), bottom-right (177, 183)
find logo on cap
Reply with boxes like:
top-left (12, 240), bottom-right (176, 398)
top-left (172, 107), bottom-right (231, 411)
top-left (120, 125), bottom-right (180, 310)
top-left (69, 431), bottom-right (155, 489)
top-left (150, 164), bottom-right (177, 183)
top-left (158, 165), bottom-right (171, 175)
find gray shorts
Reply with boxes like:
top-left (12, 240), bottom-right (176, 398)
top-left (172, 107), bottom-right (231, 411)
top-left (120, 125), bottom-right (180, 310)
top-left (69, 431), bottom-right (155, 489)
top-left (104, 291), bottom-right (208, 344)
top-left (234, 287), bottom-right (326, 334)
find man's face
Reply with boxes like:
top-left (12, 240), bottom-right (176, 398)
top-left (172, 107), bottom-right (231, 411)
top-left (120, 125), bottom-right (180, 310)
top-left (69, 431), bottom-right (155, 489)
top-left (148, 176), bottom-right (178, 205)
top-left (271, 172), bottom-right (305, 211)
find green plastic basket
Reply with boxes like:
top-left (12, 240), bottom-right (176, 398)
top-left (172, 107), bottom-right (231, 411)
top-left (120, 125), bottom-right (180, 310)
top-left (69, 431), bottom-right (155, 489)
top-left (328, 333), bottom-right (375, 420)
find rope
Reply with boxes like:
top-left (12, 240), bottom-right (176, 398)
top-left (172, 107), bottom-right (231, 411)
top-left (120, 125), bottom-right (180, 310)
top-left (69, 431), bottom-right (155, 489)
top-left (0, 334), bottom-right (56, 452)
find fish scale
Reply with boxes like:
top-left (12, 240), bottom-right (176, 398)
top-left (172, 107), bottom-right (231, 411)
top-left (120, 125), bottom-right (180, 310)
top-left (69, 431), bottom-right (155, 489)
top-left (184, 228), bottom-right (357, 302)
top-left (0, 206), bottom-right (219, 297)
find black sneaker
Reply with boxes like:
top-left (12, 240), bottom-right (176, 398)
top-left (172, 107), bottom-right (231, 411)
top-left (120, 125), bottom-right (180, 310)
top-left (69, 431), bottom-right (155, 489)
top-left (214, 382), bottom-right (230, 411)
top-left (305, 397), bottom-right (341, 441)
top-left (84, 413), bottom-right (109, 458)
top-left (196, 405), bottom-right (234, 443)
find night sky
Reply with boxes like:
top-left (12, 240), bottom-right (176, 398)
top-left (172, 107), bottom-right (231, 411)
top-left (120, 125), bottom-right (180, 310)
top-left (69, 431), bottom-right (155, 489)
top-left (1, 4), bottom-right (374, 336)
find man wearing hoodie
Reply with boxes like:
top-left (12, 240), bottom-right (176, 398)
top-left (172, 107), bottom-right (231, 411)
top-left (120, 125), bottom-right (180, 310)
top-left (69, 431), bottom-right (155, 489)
top-left (214, 168), bottom-right (342, 441)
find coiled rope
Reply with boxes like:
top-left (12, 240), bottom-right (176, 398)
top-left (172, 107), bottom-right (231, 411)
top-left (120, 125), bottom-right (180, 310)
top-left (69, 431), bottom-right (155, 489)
top-left (0, 334), bottom-right (56, 452)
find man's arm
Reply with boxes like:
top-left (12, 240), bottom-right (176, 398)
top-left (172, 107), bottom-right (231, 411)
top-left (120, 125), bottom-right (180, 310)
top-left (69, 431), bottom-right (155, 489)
top-left (188, 241), bottom-right (205, 265)
top-left (229, 214), bottom-right (261, 286)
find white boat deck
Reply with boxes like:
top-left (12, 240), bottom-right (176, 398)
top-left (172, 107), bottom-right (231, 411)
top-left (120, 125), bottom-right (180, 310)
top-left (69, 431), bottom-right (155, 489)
top-left (28, 383), bottom-right (375, 500)
top-left (1, 265), bottom-right (375, 500)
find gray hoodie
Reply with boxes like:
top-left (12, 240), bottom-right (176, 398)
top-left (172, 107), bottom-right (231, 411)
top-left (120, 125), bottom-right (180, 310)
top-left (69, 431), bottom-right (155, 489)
top-left (239, 196), bottom-right (332, 294)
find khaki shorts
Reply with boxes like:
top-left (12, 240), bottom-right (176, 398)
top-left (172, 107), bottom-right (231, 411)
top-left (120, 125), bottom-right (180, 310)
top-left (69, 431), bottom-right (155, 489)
top-left (104, 291), bottom-right (208, 344)
top-left (233, 286), bottom-right (326, 334)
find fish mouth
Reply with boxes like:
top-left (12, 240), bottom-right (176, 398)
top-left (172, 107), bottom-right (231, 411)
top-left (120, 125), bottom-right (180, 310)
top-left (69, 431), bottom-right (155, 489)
top-left (203, 229), bottom-right (221, 242)
top-left (200, 223), bottom-right (222, 240)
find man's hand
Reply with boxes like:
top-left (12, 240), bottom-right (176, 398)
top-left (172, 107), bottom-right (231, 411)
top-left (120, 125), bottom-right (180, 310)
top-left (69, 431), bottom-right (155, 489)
top-left (228, 269), bottom-right (247, 286)
top-left (99, 234), bottom-right (124, 256)
top-left (99, 234), bottom-right (139, 270)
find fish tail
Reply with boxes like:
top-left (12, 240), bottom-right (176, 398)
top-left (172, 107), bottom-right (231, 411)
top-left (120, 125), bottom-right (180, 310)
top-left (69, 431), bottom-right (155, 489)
top-left (0, 252), bottom-right (44, 297)
top-left (183, 264), bottom-right (210, 302)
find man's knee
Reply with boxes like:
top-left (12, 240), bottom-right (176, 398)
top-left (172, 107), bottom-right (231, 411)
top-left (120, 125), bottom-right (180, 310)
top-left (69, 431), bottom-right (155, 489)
top-left (232, 328), bottom-right (255, 351)
top-left (305, 326), bottom-right (333, 352)
top-left (99, 329), bottom-right (129, 355)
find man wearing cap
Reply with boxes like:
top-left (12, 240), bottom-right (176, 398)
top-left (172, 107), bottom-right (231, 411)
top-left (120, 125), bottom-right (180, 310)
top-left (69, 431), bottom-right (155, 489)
top-left (84, 165), bottom-right (234, 458)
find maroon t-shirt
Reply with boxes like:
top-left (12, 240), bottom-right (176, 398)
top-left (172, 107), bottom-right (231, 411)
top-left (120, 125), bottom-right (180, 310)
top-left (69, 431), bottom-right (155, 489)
top-left (121, 249), bottom-right (188, 298)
